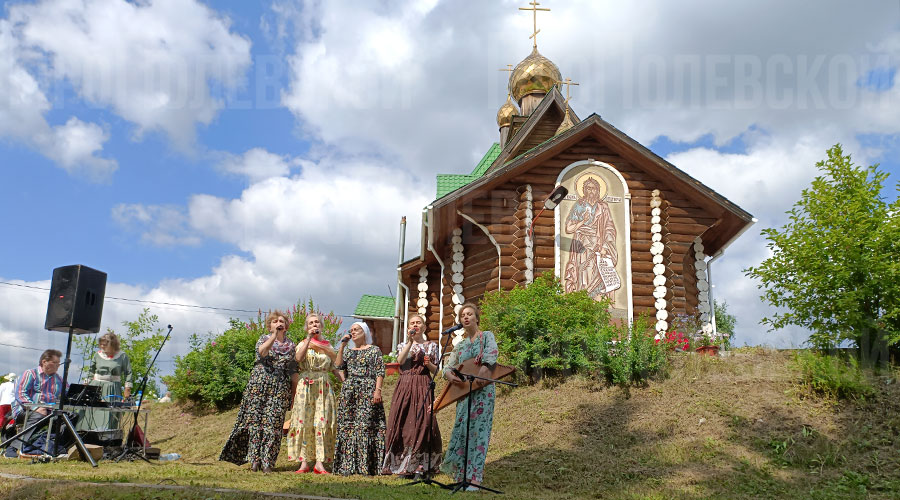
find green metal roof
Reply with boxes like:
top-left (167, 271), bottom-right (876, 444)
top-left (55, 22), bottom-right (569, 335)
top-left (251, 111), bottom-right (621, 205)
top-left (435, 143), bottom-right (501, 199)
top-left (353, 295), bottom-right (395, 318)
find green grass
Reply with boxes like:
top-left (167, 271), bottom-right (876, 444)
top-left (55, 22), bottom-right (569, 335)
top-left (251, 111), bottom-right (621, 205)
top-left (1, 350), bottom-right (898, 499)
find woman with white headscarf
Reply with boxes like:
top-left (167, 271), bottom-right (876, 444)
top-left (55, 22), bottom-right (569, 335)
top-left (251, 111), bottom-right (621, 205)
top-left (332, 321), bottom-right (386, 475)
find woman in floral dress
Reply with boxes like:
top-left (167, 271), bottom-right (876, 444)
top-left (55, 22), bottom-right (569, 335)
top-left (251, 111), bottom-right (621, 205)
top-left (333, 321), bottom-right (386, 476)
top-left (286, 314), bottom-right (339, 474)
top-left (76, 332), bottom-right (132, 432)
top-left (441, 302), bottom-right (499, 488)
top-left (382, 314), bottom-right (442, 477)
top-left (220, 311), bottom-right (295, 473)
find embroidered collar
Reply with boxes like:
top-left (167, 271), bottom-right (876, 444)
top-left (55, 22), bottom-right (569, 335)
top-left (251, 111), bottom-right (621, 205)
top-left (97, 350), bottom-right (123, 360)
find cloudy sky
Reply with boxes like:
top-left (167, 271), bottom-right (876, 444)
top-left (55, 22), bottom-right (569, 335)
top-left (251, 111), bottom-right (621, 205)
top-left (1, 0), bottom-right (898, 379)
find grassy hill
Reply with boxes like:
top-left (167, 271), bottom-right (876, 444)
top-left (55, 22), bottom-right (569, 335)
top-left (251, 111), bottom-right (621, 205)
top-left (1, 349), bottom-right (898, 499)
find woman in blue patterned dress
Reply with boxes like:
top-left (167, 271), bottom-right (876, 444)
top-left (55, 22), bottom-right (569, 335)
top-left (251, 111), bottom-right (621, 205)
top-left (440, 302), bottom-right (499, 488)
top-left (220, 311), bottom-right (296, 473)
top-left (332, 321), bottom-right (386, 475)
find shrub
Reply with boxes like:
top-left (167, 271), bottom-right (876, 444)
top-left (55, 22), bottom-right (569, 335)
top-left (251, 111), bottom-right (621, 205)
top-left (480, 273), bottom-right (613, 379)
top-left (480, 274), bottom-right (668, 386)
top-left (793, 350), bottom-right (875, 400)
top-left (595, 317), bottom-right (668, 386)
top-left (164, 300), bottom-right (342, 408)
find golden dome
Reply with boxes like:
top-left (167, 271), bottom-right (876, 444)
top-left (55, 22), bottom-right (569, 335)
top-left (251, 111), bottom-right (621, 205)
top-left (496, 95), bottom-right (518, 127)
top-left (509, 47), bottom-right (562, 102)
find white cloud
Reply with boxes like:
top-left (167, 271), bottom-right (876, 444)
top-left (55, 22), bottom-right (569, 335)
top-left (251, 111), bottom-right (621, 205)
top-left (7, 0), bottom-right (251, 150)
top-left (217, 148), bottom-right (298, 182)
top-left (109, 150), bottom-right (429, 336)
top-left (0, 20), bottom-right (116, 179)
top-left (111, 204), bottom-right (201, 247)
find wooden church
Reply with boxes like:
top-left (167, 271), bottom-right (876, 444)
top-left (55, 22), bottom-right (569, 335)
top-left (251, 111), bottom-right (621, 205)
top-left (356, 9), bottom-right (754, 351)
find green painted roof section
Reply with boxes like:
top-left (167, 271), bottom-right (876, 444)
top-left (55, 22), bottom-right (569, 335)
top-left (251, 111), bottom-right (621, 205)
top-left (435, 143), bottom-right (501, 199)
top-left (353, 295), bottom-right (395, 318)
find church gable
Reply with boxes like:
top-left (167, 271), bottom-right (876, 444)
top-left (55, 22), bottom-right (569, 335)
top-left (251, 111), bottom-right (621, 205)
top-left (490, 87), bottom-right (576, 173)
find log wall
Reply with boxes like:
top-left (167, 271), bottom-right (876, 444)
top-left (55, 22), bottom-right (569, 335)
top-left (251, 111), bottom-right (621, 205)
top-left (452, 136), bottom-right (714, 321)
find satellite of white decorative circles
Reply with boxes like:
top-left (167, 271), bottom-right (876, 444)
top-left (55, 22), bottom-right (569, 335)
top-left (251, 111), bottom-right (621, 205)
top-left (653, 263), bottom-right (665, 276)
top-left (650, 242), bottom-right (664, 255)
top-left (656, 320), bottom-right (668, 332)
top-left (656, 309), bottom-right (668, 321)
top-left (451, 261), bottom-right (464, 273)
top-left (650, 223), bottom-right (662, 234)
top-left (451, 273), bottom-right (464, 284)
top-left (655, 298), bottom-right (667, 310)
top-left (452, 253), bottom-right (464, 263)
top-left (453, 284), bottom-right (463, 294)
top-left (653, 286), bottom-right (667, 299)
top-left (651, 208), bottom-right (661, 216)
top-left (696, 260), bottom-right (707, 271)
top-left (697, 280), bottom-right (709, 291)
top-left (417, 282), bottom-right (428, 292)
top-left (451, 236), bottom-right (462, 244)
top-left (452, 228), bottom-right (462, 236)
top-left (452, 243), bottom-right (464, 253)
top-left (653, 275), bottom-right (666, 287)
top-left (651, 215), bottom-right (661, 224)
top-left (652, 232), bottom-right (662, 242)
top-left (416, 298), bottom-right (428, 308)
top-left (418, 267), bottom-right (428, 277)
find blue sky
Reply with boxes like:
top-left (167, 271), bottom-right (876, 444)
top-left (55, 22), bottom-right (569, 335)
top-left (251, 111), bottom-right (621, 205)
top-left (1, 0), bottom-right (899, 379)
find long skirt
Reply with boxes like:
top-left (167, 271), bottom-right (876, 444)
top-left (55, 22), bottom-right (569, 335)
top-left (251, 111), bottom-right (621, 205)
top-left (440, 384), bottom-right (495, 483)
top-left (333, 376), bottom-right (386, 475)
top-left (382, 372), bottom-right (442, 474)
top-left (219, 364), bottom-right (291, 469)
top-left (75, 380), bottom-right (122, 431)
top-left (286, 371), bottom-right (337, 464)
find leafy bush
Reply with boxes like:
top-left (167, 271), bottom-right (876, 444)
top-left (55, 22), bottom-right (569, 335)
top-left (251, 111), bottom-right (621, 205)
top-left (164, 300), bottom-right (342, 408)
top-left (793, 351), bottom-right (874, 400)
top-left (480, 274), bottom-right (668, 386)
top-left (595, 317), bottom-right (668, 386)
top-left (481, 274), bottom-right (611, 379)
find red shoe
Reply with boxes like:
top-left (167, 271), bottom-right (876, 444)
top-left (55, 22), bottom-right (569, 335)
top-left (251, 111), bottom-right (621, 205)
top-left (313, 467), bottom-right (330, 475)
top-left (295, 467), bottom-right (309, 474)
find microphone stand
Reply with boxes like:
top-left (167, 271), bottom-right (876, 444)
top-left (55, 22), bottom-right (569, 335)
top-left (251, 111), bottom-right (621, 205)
top-left (404, 329), bottom-right (454, 489)
top-left (448, 369), bottom-right (517, 495)
top-left (115, 325), bottom-right (173, 463)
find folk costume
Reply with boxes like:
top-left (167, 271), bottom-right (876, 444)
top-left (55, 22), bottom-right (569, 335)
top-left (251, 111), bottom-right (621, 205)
top-left (220, 334), bottom-right (295, 469)
top-left (440, 330), bottom-right (499, 483)
top-left (286, 340), bottom-right (338, 466)
top-left (333, 322), bottom-right (386, 475)
top-left (382, 340), bottom-right (442, 475)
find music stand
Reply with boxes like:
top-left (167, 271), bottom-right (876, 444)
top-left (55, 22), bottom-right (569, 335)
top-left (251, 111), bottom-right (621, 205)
top-left (404, 333), bottom-right (454, 489)
top-left (0, 327), bottom-right (98, 467)
top-left (448, 369), bottom-right (517, 495)
top-left (115, 324), bottom-right (173, 463)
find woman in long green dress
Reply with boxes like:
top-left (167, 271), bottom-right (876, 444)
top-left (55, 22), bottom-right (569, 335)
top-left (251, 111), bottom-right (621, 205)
top-left (441, 303), bottom-right (499, 488)
top-left (333, 321), bottom-right (386, 476)
top-left (77, 332), bottom-right (132, 431)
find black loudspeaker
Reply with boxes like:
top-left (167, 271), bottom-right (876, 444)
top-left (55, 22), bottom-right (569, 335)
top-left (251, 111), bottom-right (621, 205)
top-left (45, 265), bottom-right (107, 334)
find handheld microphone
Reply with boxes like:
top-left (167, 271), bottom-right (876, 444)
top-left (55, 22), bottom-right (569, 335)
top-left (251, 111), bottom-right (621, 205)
top-left (341, 334), bottom-right (351, 343)
top-left (441, 324), bottom-right (464, 336)
top-left (451, 367), bottom-right (467, 381)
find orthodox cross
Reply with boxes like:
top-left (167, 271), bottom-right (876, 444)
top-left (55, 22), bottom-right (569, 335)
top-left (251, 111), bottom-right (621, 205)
top-left (560, 77), bottom-right (579, 105)
top-left (519, 1), bottom-right (550, 49)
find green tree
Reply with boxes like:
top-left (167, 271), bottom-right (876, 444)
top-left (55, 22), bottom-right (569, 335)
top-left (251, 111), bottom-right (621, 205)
top-left (714, 300), bottom-right (736, 349)
top-left (73, 308), bottom-right (167, 397)
top-left (745, 145), bottom-right (900, 361)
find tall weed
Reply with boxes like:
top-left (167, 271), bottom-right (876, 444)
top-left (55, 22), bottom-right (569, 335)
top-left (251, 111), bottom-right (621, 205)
top-left (794, 351), bottom-right (874, 400)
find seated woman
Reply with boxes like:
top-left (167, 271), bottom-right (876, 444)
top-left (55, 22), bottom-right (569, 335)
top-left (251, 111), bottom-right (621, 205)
top-left (440, 303), bottom-right (499, 490)
top-left (76, 332), bottom-right (132, 432)
top-left (382, 314), bottom-right (442, 477)
top-left (220, 311), bottom-right (296, 473)
top-left (286, 314), bottom-right (340, 474)
top-left (332, 321), bottom-right (386, 476)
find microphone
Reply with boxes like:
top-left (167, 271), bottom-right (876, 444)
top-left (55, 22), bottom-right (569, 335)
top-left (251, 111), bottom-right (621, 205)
top-left (441, 324), bottom-right (463, 336)
top-left (340, 334), bottom-right (351, 344)
top-left (451, 367), bottom-right (468, 381)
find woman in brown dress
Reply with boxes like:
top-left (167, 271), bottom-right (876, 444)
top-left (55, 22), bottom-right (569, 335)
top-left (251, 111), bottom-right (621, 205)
top-left (382, 314), bottom-right (442, 477)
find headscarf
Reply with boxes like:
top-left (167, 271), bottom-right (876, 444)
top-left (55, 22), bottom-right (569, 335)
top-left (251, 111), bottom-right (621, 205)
top-left (348, 321), bottom-right (373, 349)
